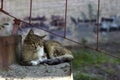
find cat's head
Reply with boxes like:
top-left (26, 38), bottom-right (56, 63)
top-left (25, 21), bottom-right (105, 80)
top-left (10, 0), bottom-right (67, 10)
top-left (24, 29), bottom-right (46, 47)
top-left (22, 29), bottom-right (47, 65)
top-left (27, 29), bottom-right (46, 38)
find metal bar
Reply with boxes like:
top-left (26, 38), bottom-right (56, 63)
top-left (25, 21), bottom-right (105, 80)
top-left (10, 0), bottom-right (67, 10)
top-left (12, 19), bottom-right (20, 34)
top-left (29, 0), bottom-right (32, 24)
top-left (64, 0), bottom-right (68, 38)
top-left (96, 0), bottom-right (100, 50)
top-left (1, 0), bottom-right (3, 9)
top-left (0, 9), bottom-right (17, 19)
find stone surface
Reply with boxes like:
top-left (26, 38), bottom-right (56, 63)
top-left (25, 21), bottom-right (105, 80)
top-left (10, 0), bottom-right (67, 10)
top-left (0, 63), bottom-right (73, 80)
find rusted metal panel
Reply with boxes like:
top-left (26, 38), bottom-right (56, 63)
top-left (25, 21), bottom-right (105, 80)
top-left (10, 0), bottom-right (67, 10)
top-left (0, 35), bottom-right (22, 69)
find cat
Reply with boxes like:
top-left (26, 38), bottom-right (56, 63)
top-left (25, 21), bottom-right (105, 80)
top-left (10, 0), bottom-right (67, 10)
top-left (20, 29), bottom-right (73, 65)
top-left (20, 29), bottom-right (47, 65)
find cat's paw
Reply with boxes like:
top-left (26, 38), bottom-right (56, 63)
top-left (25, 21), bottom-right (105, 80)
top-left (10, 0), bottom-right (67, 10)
top-left (30, 60), bottom-right (39, 65)
top-left (39, 56), bottom-right (47, 62)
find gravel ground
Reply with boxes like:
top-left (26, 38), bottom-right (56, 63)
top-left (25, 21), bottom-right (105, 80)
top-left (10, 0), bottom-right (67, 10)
top-left (0, 63), bottom-right (72, 80)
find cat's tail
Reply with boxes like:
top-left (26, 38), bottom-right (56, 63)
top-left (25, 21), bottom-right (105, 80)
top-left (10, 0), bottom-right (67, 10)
top-left (40, 54), bottom-right (74, 65)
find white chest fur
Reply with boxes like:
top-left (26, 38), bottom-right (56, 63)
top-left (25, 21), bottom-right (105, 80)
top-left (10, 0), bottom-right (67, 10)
top-left (37, 46), bottom-right (45, 60)
top-left (31, 46), bottom-right (47, 65)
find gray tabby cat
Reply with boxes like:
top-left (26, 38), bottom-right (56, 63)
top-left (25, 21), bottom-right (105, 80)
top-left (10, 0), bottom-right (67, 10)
top-left (21, 29), bottom-right (73, 65)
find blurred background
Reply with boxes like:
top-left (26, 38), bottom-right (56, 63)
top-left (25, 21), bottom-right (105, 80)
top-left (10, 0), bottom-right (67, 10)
top-left (0, 0), bottom-right (120, 80)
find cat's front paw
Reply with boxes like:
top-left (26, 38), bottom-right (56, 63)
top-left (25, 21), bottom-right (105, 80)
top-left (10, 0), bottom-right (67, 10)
top-left (30, 60), bottom-right (39, 65)
top-left (39, 56), bottom-right (47, 62)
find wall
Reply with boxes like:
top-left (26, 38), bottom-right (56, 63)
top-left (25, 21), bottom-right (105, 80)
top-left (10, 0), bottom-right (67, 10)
top-left (0, 0), bottom-right (120, 19)
top-left (0, 0), bottom-right (120, 45)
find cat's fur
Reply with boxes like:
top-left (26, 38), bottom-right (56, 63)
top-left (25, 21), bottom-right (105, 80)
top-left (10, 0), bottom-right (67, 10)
top-left (43, 40), bottom-right (73, 65)
top-left (21, 29), bottom-right (73, 65)
top-left (21, 30), bottom-right (47, 65)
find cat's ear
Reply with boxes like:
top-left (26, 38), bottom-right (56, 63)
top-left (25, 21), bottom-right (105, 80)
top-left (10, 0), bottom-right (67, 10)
top-left (29, 29), bottom-right (34, 35)
top-left (39, 35), bottom-right (47, 39)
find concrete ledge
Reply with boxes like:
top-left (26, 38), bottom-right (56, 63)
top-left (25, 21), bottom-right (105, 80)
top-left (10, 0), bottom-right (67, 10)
top-left (0, 63), bottom-right (73, 80)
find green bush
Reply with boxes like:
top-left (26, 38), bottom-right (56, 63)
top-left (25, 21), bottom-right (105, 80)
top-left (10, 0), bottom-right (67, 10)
top-left (72, 48), bottom-right (120, 80)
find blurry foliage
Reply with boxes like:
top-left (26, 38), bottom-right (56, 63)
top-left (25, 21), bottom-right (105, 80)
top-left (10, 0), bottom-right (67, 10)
top-left (74, 72), bottom-right (104, 80)
top-left (88, 3), bottom-right (97, 19)
top-left (81, 38), bottom-right (87, 47)
top-left (72, 48), bottom-right (120, 80)
top-left (80, 3), bottom-right (98, 20)
top-left (80, 12), bottom-right (87, 19)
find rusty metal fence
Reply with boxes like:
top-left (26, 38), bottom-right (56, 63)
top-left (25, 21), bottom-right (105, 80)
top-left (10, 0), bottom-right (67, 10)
top-left (0, 0), bottom-right (120, 69)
